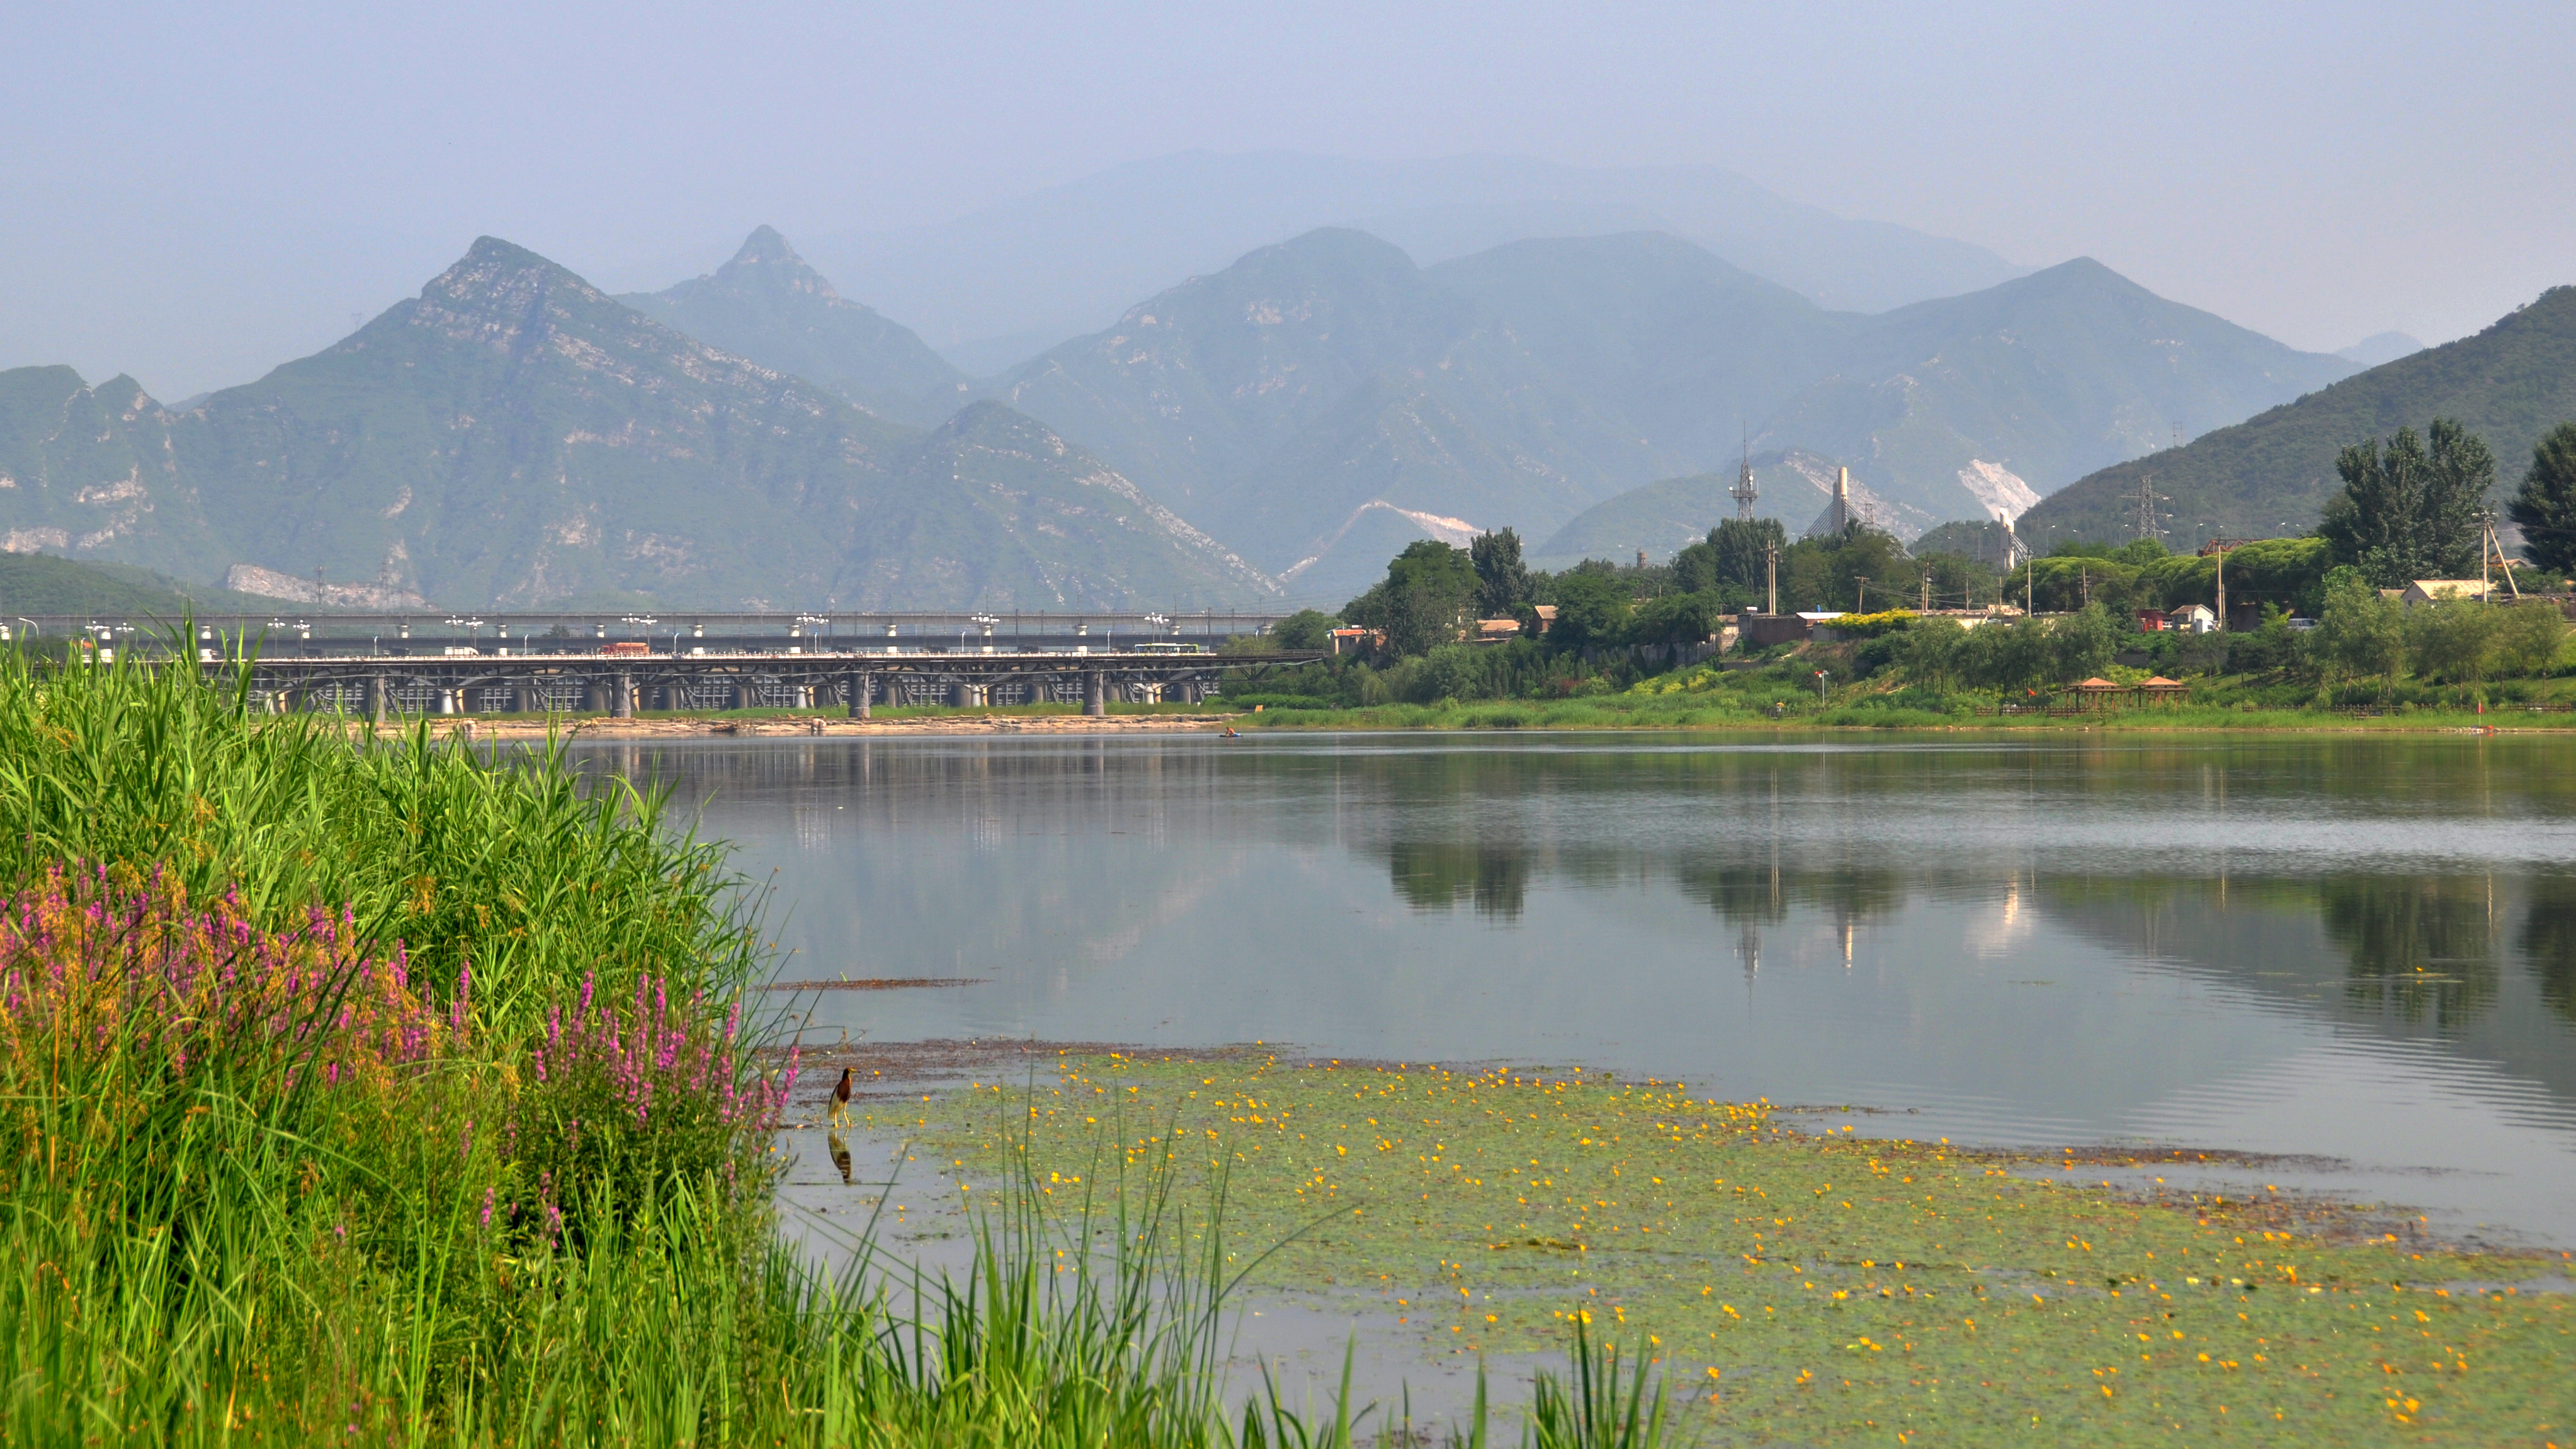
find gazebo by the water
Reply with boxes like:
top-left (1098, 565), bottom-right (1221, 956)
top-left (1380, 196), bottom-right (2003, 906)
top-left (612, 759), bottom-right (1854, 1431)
top-left (2133, 675), bottom-right (2191, 706)
top-left (2068, 677), bottom-right (2124, 712)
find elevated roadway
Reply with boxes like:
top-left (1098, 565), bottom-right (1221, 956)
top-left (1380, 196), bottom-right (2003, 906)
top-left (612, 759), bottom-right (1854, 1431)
top-left (218, 647), bottom-right (1322, 720)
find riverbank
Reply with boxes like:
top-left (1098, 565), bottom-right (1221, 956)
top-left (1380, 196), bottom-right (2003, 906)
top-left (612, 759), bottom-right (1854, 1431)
top-left (882, 1048), bottom-right (2576, 1447)
top-left (345, 700), bottom-right (2576, 740)
top-left (1231, 698), bottom-right (2576, 732)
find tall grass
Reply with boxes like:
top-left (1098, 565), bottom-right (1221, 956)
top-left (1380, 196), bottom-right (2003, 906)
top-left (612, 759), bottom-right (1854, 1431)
top-left (0, 643), bottom-right (761, 1031)
top-left (0, 643), bottom-right (1673, 1446)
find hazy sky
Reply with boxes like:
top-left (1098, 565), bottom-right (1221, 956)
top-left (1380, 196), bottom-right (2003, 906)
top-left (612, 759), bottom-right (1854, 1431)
top-left (8, 0), bottom-right (2570, 399)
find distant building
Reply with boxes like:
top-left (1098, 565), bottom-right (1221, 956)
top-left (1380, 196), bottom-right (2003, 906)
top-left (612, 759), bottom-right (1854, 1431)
top-left (1473, 618), bottom-right (1523, 644)
top-left (1327, 627), bottom-right (1384, 656)
top-left (2400, 579), bottom-right (2496, 606)
top-left (2169, 604), bottom-right (2217, 634)
top-left (2135, 608), bottom-right (2169, 632)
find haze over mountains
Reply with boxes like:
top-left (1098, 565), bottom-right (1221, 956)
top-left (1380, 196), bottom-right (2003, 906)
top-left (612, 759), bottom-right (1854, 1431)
top-left (2022, 286), bottom-right (2576, 547)
top-left (618, 227), bottom-right (974, 427)
top-left (972, 228), bottom-right (2353, 594)
top-left (9, 191), bottom-right (2542, 612)
top-left (780, 152), bottom-right (2037, 374)
top-left (0, 239), bottom-right (1271, 610)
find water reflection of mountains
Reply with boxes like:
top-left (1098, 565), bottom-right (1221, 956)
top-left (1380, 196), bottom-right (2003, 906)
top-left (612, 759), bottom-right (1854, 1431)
top-left (596, 735), bottom-right (2576, 1105)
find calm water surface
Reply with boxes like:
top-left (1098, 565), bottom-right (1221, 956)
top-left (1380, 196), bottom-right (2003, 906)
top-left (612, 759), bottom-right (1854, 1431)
top-left (580, 732), bottom-right (2576, 1247)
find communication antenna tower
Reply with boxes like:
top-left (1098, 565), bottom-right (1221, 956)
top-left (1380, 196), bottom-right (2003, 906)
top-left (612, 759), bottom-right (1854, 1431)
top-left (2172, 422), bottom-right (2186, 452)
top-left (1729, 428), bottom-right (1758, 520)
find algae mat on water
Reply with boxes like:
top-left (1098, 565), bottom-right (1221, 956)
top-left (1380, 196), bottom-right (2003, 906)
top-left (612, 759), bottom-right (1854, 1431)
top-left (880, 1054), bottom-right (2576, 1446)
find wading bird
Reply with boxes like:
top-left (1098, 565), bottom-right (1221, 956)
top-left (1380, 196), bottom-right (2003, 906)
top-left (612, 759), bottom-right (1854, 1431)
top-left (830, 1066), bottom-right (853, 1127)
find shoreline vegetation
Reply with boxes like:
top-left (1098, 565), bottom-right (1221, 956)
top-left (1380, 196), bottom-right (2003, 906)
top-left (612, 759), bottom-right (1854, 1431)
top-left (0, 648), bottom-right (1704, 1446)
top-left (12, 648), bottom-right (2572, 1443)
top-left (895, 1052), bottom-right (2576, 1446)
top-left (332, 695), bottom-right (2576, 741)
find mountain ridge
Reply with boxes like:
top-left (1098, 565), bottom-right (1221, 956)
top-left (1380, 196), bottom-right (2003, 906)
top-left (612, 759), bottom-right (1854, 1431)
top-left (0, 239), bottom-right (1278, 610)
top-left (618, 227), bottom-right (972, 426)
top-left (2018, 285), bottom-right (2576, 546)
top-left (989, 227), bottom-right (2354, 581)
top-left (787, 150), bottom-right (2030, 369)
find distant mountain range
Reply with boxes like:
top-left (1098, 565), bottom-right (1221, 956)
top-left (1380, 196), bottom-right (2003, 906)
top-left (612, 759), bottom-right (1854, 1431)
top-left (3, 208), bottom-right (2454, 610)
top-left (781, 151), bottom-right (2034, 373)
top-left (994, 228), bottom-right (1653, 598)
top-left (618, 227), bottom-right (973, 426)
top-left (2019, 287), bottom-right (2576, 547)
top-left (0, 239), bottom-right (1273, 610)
top-left (958, 229), bottom-right (2354, 592)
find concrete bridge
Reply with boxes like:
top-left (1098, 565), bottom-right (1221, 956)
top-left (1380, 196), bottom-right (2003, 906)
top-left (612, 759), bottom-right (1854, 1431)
top-left (23, 608), bottom-right (1298, 659)
top-left (220, 647), bottom-right (1320, 720)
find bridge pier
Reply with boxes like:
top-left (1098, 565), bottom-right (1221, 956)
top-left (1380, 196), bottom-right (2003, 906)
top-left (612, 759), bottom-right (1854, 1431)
top-left (613, 673), bottom-right (635, 719)
top-left (847, 670), bottom-right (871, 720)
top-left (366, 676), bottom-right (387, 725)
top-left (1084, 671), bottom-right (1106, 717)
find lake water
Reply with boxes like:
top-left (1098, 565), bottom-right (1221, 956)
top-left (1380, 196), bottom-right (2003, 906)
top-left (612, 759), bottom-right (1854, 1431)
top-left (579, 732), bottom-right (2576, 1249)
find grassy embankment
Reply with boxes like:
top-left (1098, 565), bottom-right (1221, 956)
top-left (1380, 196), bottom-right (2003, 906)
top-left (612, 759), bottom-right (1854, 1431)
top-left (906, 1056), bottom-right (2576, 1448)
top-left (1227, 651), bottom-right (2576, 733)
top-left (0, 647), bottom-right (1666, 1446)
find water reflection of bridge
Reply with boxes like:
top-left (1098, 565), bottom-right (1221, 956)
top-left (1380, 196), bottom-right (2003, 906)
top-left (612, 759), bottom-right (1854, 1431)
top-left (222, 649), bottom-right (1319, 720)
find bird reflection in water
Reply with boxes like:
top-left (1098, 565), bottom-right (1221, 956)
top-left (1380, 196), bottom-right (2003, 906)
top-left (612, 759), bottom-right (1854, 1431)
top-left (827, 1130), bottom-right (853, 1185)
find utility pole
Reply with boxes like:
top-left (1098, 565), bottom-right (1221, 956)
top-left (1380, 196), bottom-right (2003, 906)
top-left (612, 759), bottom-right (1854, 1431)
top-left (1854, 576), bottom-right (1869, 613)
top-left (1764, 540), bottom-right (1779, 617)
top-left (1920, 567), bottom-right (1932, 613)
top-left (2201, 537), bottom-right (2253, 628)
top-left (2478, 510), bottom-right (2520, 601)
top-left (2080, 564), bottom-right (2091, 608)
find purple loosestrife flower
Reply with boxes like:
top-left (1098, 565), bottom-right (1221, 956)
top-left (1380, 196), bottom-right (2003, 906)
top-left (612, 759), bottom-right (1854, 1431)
top-left (0, 867), bottom-right (453, 1104)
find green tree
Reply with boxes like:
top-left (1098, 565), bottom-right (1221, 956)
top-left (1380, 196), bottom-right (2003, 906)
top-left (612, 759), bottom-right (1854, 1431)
top-left (2505, 422), bottom-right (2576, 577)
top-left (2049, 603), bottom-right (2121, 682)
top-left (1547, 571), bottom-right (1633, 652)
top-left (2315, 566), bottom-right (2406, 679)
top-left (2494, 598), bottom-right (2569, 676)
top-left (1268, 609), bottom-right (1339, 652)
top-left (2317, 418), bottom-right (2493, 586)
top-left (1468, 528), bottom-right (1534, 618)
top-left (1705, 518), bottom-right (1787, 601)
top-left (2406, 598), bottom-right (2500, 682)
top-left (1344, 540), bottom-right (1479, 657)
top-left (1782, 524), bottom-right (1909, 612)
top-left (1629, 591), bottom-right (1725, 647)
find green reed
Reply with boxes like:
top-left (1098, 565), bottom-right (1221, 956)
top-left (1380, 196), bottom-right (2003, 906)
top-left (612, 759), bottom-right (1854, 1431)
top-left (0, 638), bottom-right (1667, 1447)
top-left (0, 635), bottom-right (761, 1031)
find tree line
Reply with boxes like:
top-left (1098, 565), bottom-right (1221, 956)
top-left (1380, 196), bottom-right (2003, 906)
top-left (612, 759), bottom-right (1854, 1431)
top-left (1240, 418), bottom-right (2576, 707)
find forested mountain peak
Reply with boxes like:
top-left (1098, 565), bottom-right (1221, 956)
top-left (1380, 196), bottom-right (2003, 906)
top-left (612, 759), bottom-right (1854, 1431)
top-left (2019, 285), bottom-right (2576, 544)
